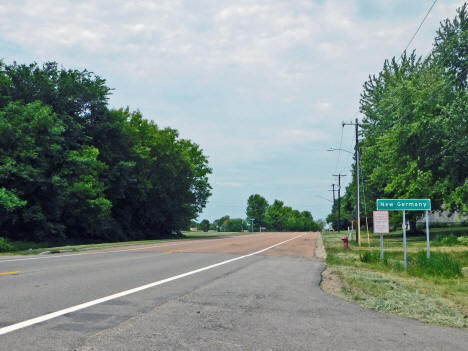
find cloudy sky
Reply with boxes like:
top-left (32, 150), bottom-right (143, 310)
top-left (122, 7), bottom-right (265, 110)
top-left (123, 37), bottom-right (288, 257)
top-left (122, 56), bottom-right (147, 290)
top-left (0, 0), bottom-right (464, 222)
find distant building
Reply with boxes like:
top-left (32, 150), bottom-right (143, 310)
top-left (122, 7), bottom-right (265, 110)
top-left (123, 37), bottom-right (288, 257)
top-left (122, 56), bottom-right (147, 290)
top-left (416, 211), bottom-right (468, 225)
top-left (190, 227), bottom-right (198, 232)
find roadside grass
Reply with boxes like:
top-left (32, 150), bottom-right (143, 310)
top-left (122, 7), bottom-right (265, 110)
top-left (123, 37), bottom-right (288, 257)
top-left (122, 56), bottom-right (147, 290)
top-left (321, 230), bottom-right (468, 328)
top-left (183, 231), bottom-right (250, 239)
top-left (0, 231), bottom-right (249, 256)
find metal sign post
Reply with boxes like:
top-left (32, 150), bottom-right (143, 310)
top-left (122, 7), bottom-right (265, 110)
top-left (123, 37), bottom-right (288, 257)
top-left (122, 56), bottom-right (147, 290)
top-left (376, 199), bottom-right (431, 270)
top-left (402, 210), bottom-right (407, 270)
top-left (425, 210), bottom-right (430, 258)
top-left (248, 218), bottom-right (255, 232)
top-left (373, 211), bottom-right (389, 260)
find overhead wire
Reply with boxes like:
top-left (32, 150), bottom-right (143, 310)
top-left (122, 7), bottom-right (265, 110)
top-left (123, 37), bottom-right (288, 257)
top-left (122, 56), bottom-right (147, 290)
top-left (400, 0), bottom-right (439, 60)
top-left (334, 125), bottom-right (344, 174)
top-left (332, 0), bottom-right (444, 219)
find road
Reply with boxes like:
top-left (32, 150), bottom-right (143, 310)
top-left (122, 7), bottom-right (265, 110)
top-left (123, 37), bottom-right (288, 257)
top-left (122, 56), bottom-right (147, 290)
top-left (0, 232), bottom-right (467, 350)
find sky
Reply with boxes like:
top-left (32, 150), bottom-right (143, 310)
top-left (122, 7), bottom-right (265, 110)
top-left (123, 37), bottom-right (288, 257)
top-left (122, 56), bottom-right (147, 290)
top-left (0, 0), bottom-right (464, 222)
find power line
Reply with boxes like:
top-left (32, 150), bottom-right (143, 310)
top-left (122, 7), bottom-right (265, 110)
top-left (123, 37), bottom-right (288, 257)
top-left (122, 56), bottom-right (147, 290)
top-left (401, 0), bottom-right (439, 58)
top-left (334, 125), bottom-right (344, 174)
top-left (333, 173), bottom-right (346, 231)
top-left (330, 0), bottom-right (443, 231)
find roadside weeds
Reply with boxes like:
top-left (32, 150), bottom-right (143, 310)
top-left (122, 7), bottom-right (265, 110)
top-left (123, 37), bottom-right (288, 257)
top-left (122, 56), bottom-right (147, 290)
top-left (320, 231), bottom-right (468, 329)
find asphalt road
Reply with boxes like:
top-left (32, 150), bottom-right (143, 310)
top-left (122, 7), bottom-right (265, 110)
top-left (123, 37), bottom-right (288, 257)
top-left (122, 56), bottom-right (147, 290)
top-left (0, 232), bottom-right (467, 350)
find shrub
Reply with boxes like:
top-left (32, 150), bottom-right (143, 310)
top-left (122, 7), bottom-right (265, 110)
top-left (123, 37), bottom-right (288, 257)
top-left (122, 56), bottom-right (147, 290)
top-left (392, 261), bottom-right (404, 272)
top-left (360, 250), bottom-right (380, 264)
top-left (409, 251), bottom-right (462, 278)
top-left (443, 234), bottom-right (459, 245)
top-left (433, 234), bottom-right (459, 246)
top-left (0, 237), bottom-right (14, 252)
top-left (382, 255), bottom-right (389, 266)
top-left (457, 236), bottom-right (468, 245)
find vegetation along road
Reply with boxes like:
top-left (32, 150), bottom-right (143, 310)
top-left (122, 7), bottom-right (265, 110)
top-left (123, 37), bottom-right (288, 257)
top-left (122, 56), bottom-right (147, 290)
top-left (0, 232), bottom-right (467, 350)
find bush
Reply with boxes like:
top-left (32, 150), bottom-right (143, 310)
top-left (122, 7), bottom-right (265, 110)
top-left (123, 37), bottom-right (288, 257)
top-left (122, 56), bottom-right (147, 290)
top-left (443, 234), bottom-right (459, 245)
top-left (433, 234), bottom-right (459, 246)
top-left (409, 251), bottom-right (462, 278)
top-left (0, 237), bottom-right (14, 252)
top-left (360, 250), bottom-right (380, 264)
top-left (392, 261), bottom-right (404, 272)
top-left (457, 236), bottom-right (468, 245)
top-left (382, 255), bottom-right (389, 266)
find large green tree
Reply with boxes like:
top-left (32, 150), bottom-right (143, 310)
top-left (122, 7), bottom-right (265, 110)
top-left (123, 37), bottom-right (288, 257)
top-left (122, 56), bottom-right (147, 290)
top-left (0, 61), bottom-right (212, 242)
top-left (264, 199), bottom-right (318, 231)
top-left (199, 219), bottom-right (210, 232)
top-left (0, 102), bottom-right (111, 241)
top-left (331, 4), bottom-right (468, 231)
top-left (246, 194), bottom-right (268, 231)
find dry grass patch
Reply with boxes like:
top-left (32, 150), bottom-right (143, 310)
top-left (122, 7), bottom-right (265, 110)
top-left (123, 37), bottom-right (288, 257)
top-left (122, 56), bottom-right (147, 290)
top-left (321, 231), bottom-right (468, 328)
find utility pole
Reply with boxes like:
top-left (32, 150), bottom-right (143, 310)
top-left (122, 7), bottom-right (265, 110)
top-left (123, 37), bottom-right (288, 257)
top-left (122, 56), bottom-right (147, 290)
top-left (329, 184), bottom-right (336, 204)
top-left (342, 118), bottom-right (364, 244)
top-left (333, 174), bottom-right (346, 232)
top-left (329, 184), bottom-right (337, 231)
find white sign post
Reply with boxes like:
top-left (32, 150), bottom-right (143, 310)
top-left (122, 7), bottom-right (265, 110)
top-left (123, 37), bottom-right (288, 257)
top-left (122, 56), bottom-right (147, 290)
top-left (373, 211), bottom-right (389, 260)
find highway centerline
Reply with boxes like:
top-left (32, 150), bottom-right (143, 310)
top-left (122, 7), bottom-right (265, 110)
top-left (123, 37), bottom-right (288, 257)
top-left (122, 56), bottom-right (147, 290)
top-left (0, 271), bottom-right (20, 276)
top-left (0, 233), bottom-right (305, 336)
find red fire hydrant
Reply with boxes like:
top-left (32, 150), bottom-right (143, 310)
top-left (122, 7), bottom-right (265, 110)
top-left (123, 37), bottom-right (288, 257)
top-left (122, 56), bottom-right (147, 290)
top-left (341, 235), bottom-right (349, 249)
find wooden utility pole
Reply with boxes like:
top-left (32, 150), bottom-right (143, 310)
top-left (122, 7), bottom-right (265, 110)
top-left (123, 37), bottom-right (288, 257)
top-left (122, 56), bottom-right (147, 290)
top-left (333, 174), bottom-right (346, 232)
top-left (329, 184), bottom-right (337, 230)
top-left (342, 118), bottom-right (363, 244)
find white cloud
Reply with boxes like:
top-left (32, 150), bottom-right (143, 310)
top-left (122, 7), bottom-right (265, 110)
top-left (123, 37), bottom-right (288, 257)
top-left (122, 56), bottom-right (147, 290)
top-left (280, 129), bottom-right (329, 143)
top-left (215, 181), bottom-right (246, 188)
top-left (0, 0), bottom-right (463, 221)
top-left (316, 101), bottom-right (333, 112)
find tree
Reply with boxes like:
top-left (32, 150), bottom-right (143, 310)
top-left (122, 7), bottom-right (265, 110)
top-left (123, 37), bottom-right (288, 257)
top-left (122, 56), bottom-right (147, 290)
top-left (329, 3), bottom-right (468, 234)
top-left (226, 218), bottom-right (244, 232)
top-left (200, 219), bottom-right (210, 232)
top-left (433, 3), bottom-right (468, 90)
top-left (0, 102), bottom-right (111, 241)
top-left (189, 220), bottom-right (198, 230)
top-left (265, 200), bottom-right (286, 231)
top-left (0, 61), bottom-right (212, 242)
top-left (214, 215), bottom-right (230, 232)
top-left (301, 211), bottom-right (319, 231)
top-left (326, 191), bottom-right (355, 231)
top-left (246, 194), bottom-right (268, 231)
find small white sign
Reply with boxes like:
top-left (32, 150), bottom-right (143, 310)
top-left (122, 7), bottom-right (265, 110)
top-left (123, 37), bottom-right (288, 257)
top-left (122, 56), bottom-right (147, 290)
top-left (373, 211), bottom-right (389, 233)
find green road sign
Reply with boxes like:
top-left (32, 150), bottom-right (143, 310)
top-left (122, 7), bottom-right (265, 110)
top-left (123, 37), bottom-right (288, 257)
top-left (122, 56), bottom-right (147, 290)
top-left (376, 199), bottom-right (431, 211)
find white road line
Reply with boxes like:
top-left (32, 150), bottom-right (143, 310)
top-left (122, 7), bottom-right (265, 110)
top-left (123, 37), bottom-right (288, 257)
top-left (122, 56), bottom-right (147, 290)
top-left (0, 241), bottom-right (192, 264)
top-left (0, 233), bottom-right (305, 335)
top-left (0, 234), bottom-right (260, 264)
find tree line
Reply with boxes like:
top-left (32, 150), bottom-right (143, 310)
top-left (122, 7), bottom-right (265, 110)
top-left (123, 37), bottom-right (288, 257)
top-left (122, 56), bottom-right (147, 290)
top-left (196, 194), bottom-right (323, 232)
top-left (0, 62), bottom-right (211, 242)
top-left (328, 4), bottom-right (468, 231)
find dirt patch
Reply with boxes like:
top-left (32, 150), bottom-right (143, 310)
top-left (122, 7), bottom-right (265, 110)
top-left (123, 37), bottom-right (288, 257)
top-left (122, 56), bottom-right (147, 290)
top-left (48, 232), bottom-right (325, 260)
top-left (320, 267), bottom-right (347, 298)
top-left (151, 232), bottom-right (323, 258)
top-left (264, 232), bottom-right (323, 258)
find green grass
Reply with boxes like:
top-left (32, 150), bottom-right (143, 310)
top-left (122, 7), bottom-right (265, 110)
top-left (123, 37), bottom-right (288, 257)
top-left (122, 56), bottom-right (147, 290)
top-left (0, 237), bottom-right (14, 252)
top-left (433, 233), bottom-right (465, 246)
top-left (336, 266), bottom-right (467, 328)
top-left (321, 229), bottom-right (468, 328)
top-left (409, 251), bottom-right (462, 278)
top-left (183, 231), bottom-right (250, 239)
